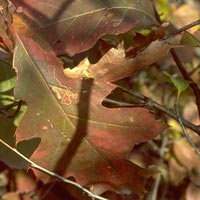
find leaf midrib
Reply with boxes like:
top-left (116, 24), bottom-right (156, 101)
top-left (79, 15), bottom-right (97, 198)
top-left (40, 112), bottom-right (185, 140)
top-left (17, 37), bottom-right (143, 130)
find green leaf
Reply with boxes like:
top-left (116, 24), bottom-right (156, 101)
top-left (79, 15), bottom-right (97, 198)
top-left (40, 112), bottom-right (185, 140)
top-left (171, 77), bottom-right (190, 94)
top-left (164, 72), bottom-right (190, 94)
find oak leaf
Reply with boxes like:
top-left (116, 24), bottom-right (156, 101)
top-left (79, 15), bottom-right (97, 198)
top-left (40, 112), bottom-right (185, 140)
top-left (64, 40), bottom-right (171, 82)
top-left (11, 0), bottom-right (158, 56)
top-left (13, 34), bottom-right (165, 197)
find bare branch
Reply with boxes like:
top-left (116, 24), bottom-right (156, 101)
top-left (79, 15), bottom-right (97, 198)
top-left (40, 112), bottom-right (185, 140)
top-left (117, 85), bottom-right (200, 135)
top-left (175, 95), bottom-right (200, 156)
top-left (150, 131), bottom-right (168, 200)
top-left (0, 100), bottom-right (24, 118)
top-left (164, 19), bottom-right (200, 40)
top-left (171, 48), bottom-right (200, 118)
top-left (0, 139), bottom-right (109, 200)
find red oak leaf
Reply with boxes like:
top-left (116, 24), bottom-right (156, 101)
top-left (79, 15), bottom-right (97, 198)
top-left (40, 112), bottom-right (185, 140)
top-left (13, 34), bottom-right (165, 197)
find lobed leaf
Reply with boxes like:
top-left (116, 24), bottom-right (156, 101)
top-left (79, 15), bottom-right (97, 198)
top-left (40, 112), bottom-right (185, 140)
top-left (64, 40), bottom-right (171, 82)
top-left (13, 34), bottom-right (165, 196)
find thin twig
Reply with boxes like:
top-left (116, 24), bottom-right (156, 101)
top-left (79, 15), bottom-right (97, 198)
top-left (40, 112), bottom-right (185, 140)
top-left (40, 182), bottom-right (56, 200)
top-left (0, 101), bottom-right (19, 116)
top-left (153, 2), bottom-right (200, 114)
top-left (0, 100), bottom-right (24, 118)
top-left (175, 95), bottom-right (200, 157)
top-left (154, 4), bottom-right (200, 40)
top-left (150, 131), bottom-right (168, 200)
top-left (164, 19), bottom-right (200, 40)
top-left (104, 98), bottom-right (145, 107)
top-left (151, 174), bottom-right (161, 200)
top-left (171, 48), bottom-right (200, 118)
top-left (0, 139), bottom-right (109, 200)
top-left (8, 100), bottom-right (24, 118)
top-left (117, 85), bottom-right (200, 134)
top-left (189, 65), bottom-right (200, 77)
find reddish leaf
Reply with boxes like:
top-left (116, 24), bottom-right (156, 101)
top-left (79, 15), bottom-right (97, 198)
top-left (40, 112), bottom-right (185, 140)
top-left (11, 0), bottom-right (158, 56)
top-left (13, 34), bottom-right (165, 197)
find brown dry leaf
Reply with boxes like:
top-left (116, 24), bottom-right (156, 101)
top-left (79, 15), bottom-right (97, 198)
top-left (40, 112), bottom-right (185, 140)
top-left (64, 40), bottom-right (171, 82)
